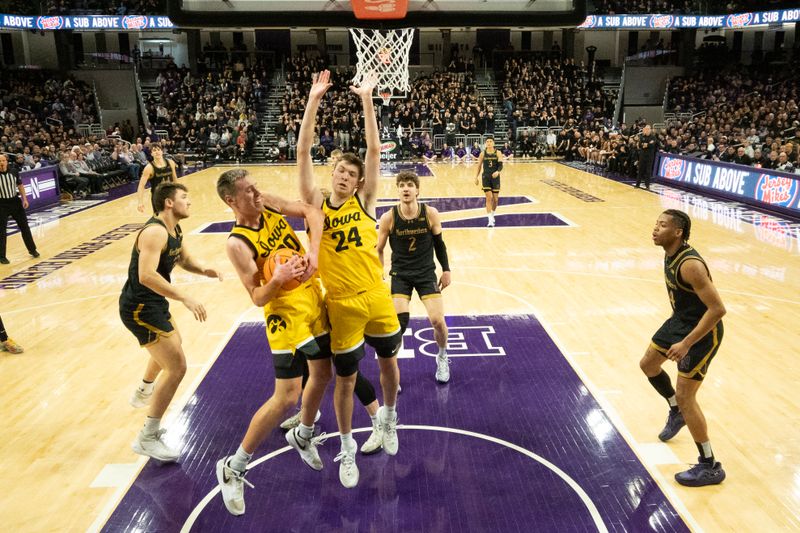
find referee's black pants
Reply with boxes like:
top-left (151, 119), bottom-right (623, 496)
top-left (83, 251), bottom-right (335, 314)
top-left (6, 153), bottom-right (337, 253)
top-left (0, 197), bottom-right (37, 259)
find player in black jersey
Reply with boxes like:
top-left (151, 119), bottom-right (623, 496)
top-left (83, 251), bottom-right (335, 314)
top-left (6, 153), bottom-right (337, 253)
top-left (377, 171), bottom-right (451, 383)
top-left (474, 137), bottom-right (502, 227)
top-left (136, 143), bottom-right (178, 214)
top-left (640, 209), bottom-right (727, 486)
top-left (120, 182), bottom-right (223, 463)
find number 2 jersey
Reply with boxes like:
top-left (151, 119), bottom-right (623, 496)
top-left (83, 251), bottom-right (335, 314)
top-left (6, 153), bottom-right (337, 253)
top-left (388, 203), bottom-right (435, 279)
top-left (319, 195), bottom-right (383, 298)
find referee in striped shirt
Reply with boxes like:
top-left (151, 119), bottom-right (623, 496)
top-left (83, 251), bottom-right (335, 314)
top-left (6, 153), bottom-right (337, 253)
top-left (0, 154), bottom-right (39, 264)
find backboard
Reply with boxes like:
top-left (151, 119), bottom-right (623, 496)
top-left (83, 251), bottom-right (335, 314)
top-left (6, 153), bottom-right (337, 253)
top-left (167, 0), bottom-right (585, 29)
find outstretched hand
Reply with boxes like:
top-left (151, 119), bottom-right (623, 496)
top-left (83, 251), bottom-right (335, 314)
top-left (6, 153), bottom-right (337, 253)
top-left (310, 70), bottom-right (333, 100)
top-left (350, 72), bottom-right (379, 98)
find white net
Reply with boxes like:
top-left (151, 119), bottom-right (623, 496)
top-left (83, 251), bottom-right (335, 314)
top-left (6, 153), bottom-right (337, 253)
top-left (349, 28), bottom-right (414, 101)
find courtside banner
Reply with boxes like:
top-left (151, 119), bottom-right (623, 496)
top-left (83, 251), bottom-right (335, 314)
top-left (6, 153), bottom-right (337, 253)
top-left (656, 152), bottom-right (800, 217)
top-left (578, 8), bottom-right (800, 29)
top-left (0, 14), bottom-right (174, 30)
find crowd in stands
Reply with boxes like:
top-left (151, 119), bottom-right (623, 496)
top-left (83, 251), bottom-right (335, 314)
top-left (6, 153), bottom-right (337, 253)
top-left (0, 69), bottom-right (177, 198)
top-left (660, 59), bottom-right (800, 173)
top-left (144, 60), bottom-right (267, 162)
top-left (46, 0), bottom-right (167, 15)
top-left (593, 0), bottom-right (800, 14)
top-left (275, 53), bottom-right (497, 162)
top-left (0, 0), bottom-right (166, 15)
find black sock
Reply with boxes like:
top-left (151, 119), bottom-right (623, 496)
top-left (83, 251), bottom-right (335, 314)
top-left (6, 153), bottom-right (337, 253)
top-left (397, 312), bottom-right (410, 336)
top-left (0, 315), bottom-right (7, 342)
top-left (647, 370), bottom-right (676, 403)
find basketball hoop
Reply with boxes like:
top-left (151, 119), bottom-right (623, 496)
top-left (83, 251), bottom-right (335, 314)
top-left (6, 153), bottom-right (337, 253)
top-left (349, 27), bottom-right (413, 101)
top-left (378, 88), bottom-right (393, 106)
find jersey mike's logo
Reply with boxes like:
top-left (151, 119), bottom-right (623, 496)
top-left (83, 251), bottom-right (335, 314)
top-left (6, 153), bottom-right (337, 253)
top-left (36, 16), bottom-right (64, 30)
top-left (122, 15), bottom-right (149, 29)
top-left (661, 157), bottom-right (685, 180)
top-left (649, 15), bottom-right (674, 28)
top-left (380, 141), bottom-right (397, 153)
top-left (752, 214), bottom-right (796, 251)
top-left (755, 174), bottom-right (798, 207)
top-left (726, 13), bottom-right (753, 27)
top-left (578, 16), bottom-right (598, 28)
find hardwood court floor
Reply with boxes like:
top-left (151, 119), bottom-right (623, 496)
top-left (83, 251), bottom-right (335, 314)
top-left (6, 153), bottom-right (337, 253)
top-left (0, 161), bottom-right (798, 532)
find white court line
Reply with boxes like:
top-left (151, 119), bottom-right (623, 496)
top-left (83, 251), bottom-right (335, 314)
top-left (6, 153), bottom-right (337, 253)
top-left (452, 280), bottom-right (705, 533)
top-left (86, 310), bottom-right (251, 533)
top-left (180, 425), bottom-right (608, 533)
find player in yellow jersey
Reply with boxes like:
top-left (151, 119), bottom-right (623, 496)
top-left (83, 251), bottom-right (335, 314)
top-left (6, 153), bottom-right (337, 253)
top-left (212, 168), bottom-right (332, 515)
top-left (298, 70), bottom-right (401, 488)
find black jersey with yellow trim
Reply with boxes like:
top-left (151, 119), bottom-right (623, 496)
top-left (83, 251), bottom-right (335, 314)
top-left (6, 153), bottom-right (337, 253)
top-left (664, 243), bottom-right (714, 325)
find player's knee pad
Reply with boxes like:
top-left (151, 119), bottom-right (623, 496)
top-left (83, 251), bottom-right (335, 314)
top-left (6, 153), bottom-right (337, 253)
top-left (397, 312), bottom-right (410, 336)
top-left (354, 371), bottom-right (377, 406)
top-left (365, 331), bottom-right (403, 358)
top-left (333, 344), bottom-right (365, 377)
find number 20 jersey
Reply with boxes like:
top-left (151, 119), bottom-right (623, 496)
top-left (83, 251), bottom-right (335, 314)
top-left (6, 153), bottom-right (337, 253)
top-left (319, 195), bottom-right (383, 298)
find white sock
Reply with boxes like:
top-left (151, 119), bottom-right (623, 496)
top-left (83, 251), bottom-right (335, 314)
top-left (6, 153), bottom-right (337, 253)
top-left (142, 416), bottom-right (160, 437)
top-left (370, 413), bottom-right (379, 426)
top-left (340, 432), bottom-right (355, 451)
top-left (229, 445), bottom-right (252, 473)
top-left (139, 379), bottom-right (155, 394)
top-left (384, 405), bottom-right (397, 418)
top-left (298, 423), bottom-right (314, 440)
top-left (667, 395), bottom-right (678, 408)
top-left (438, 346), bottom-right (447, 358)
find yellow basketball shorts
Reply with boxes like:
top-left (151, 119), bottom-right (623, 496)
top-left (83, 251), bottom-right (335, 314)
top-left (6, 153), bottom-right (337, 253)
top-left (326, 283), bottom-right (400, 354)
top-left (264, 281), bottom-right (329, 357)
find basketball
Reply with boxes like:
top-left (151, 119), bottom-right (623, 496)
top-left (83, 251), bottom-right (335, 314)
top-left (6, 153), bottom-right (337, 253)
top-left (263, 248), bottom-right (304, 291)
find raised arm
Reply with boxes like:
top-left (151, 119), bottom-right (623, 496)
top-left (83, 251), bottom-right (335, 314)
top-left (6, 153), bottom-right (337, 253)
top-left (136, 164), bottom-right (153, 212)
top-left (297, 70), bottom-right (331, 207)
top-left (350, 73), bottom-right (379, 214)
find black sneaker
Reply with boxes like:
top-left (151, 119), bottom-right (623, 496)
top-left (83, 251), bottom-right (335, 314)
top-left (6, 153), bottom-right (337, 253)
top-left (30, 250), bottom-right (40, 258)
top-left (658, 410), bottom-right (685, 442)
top-left (675, 459), bottom-right (726, 487)
top-left (0, 257), bottom-right (9, 264)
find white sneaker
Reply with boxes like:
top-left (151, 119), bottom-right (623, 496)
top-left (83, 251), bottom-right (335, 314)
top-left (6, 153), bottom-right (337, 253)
top-left (129, 387), bottom-right (153, 408)
top-left (334, 447), bottom-right (359, 488)
top-left (132, 429), bottom-right (180, 462)
top-left (360, 422), bottom-right (383, 455)
top-left (285, 427), bottom-right (325, 471)
top-left (280, 411), bottom-right (301, 430)
top-left (487, 215), bottom-right (495, 227)
top-left (280, 409), bottom-right (322, 430)
top-left (378, 406), bottom-right (399, 456)
top-left (435, 355), bottom-right (451, 384)
top-left (216, 457), bottom-right (254, 516)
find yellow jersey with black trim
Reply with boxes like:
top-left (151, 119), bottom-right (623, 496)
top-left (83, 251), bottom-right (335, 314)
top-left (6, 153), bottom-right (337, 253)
top-left (319, 194), bottom-right (383, 298)
top-left (228, 208), bottom-right (316, 312)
